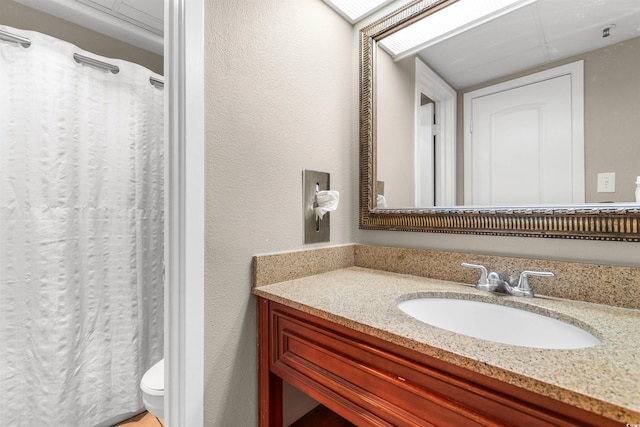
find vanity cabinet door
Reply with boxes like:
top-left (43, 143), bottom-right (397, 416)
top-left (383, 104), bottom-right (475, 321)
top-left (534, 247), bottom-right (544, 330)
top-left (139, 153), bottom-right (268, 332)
top-left (259, 298), bottom-right (619, 427)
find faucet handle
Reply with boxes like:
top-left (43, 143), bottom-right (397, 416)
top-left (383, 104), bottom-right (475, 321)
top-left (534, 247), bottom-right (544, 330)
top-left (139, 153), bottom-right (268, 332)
top-left (517, 270), bottom-right (555, 293)
top-left (461, 263), bottom-right (493, 290)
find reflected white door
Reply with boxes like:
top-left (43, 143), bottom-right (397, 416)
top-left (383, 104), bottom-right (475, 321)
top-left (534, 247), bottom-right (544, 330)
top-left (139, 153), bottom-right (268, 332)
top-left (415, 58), bottom-right (456, 207)
top-left (464, 62), bottom-right (584, 206)
top-left (416, 102), bottom-right (435, 206)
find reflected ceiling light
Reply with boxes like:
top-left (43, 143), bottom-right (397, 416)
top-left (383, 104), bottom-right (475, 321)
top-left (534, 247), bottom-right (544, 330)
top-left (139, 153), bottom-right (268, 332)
top-left (322, 0), bottom-right (396, 24)
top-left (379, 0), bottom-right (539, 60)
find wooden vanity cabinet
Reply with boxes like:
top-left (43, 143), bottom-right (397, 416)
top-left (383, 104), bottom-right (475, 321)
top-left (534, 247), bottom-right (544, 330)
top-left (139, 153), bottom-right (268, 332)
top-left (258, 297), bottom-right (618, 427)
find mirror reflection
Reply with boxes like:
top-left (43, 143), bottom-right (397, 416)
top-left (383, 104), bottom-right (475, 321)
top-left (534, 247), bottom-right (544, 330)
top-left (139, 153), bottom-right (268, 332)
top-left (375, 0), bottom-right (640, 208)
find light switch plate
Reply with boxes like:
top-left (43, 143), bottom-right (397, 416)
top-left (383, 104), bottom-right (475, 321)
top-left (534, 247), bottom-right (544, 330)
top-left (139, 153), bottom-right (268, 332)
top-left (303, 170), bottom-right (330, 244)
top-left (597, 172), bottom-right (615, 193)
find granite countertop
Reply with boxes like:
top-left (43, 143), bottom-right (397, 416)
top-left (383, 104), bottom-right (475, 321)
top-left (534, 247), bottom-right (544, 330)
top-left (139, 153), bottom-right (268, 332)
top-left (253, 267), bottom-right (640, 423)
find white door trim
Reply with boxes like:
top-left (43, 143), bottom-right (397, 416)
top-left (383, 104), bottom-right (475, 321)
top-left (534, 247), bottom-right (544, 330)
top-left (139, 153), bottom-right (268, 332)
top-left (415, 58), bottom-right (456, 206)
top-left (463, 60), bottom-right (584, 205)
top-left (165, 1), bottom-right (204, 426)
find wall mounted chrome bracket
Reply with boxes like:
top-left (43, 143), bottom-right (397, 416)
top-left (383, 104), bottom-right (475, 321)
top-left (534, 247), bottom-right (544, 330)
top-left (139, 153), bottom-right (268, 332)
top-left (303, 170), bottom-right (330, 244)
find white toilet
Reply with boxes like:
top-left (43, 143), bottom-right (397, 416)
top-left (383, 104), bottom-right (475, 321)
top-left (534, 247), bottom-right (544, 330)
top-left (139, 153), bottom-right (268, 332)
top-left (140, 359), bottom-right (164, 419)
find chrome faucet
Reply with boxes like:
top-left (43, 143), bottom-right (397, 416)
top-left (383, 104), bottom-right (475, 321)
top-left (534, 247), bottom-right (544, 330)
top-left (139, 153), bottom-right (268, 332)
top-left (461, 263), bottom-right (554, 298)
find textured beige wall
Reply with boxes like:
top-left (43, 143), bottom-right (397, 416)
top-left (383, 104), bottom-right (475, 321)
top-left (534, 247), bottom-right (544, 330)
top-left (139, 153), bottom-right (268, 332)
top-left (203, 0), bottom-right (354, 425)
top-left (0, 0), bottom-right (163, 74)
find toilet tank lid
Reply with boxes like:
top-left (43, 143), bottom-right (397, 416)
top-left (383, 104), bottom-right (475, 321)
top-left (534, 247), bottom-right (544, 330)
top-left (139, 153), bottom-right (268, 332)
top-left (141, 359), bottom-right (164, 394)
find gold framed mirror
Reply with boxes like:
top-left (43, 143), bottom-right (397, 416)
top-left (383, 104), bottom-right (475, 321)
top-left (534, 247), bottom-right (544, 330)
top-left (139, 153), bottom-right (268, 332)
top-left (359, 0), bottom-right (640, 241)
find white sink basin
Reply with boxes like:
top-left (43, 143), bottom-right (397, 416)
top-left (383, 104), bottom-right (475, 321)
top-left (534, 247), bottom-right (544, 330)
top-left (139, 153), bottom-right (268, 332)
top-left (397, 297), bottom-right (600, 349)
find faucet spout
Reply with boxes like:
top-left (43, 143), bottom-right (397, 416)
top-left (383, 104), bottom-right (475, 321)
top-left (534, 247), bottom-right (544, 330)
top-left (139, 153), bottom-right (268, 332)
top-left (487, 272), bottom-right (532, 297)
top-left (462, 263), bottom-right (497, 292)
top-left (462, 262), bottom-right (554, 298)
top-left (487, 272), bottom-right (513, 292)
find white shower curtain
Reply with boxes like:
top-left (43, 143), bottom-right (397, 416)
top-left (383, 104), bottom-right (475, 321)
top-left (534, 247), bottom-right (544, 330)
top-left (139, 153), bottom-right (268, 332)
top-left (0, 26), bottom-right (164, 427)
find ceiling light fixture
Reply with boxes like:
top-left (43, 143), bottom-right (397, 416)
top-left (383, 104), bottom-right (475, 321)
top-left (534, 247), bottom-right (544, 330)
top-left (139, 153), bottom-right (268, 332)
top-left (379, 0), bottom-right (539, 60)
top-left (322, 0), bottom-right (397, 24)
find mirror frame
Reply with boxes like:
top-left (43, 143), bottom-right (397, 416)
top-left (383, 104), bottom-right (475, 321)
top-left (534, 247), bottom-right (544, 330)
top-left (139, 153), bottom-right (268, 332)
top-left (359, 0), bottom-right (640, 241)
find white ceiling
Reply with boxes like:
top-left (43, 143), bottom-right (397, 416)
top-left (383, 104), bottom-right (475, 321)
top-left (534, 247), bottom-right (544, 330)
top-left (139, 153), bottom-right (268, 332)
top-left (13, 0), bottom-right (163, 55)
top-left (76, 0), bottom-right (162, 34)
top-left (414, 0), bottom-right (640, 89)
top-left (321, 0), bottom-right (396, 24)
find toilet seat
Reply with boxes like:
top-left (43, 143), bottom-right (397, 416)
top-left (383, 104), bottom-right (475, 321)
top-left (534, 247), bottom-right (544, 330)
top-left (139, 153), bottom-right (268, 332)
top-left (141, 359), bottom-right (164, 396)
top-left (141, 359), bottom-right (164, 419)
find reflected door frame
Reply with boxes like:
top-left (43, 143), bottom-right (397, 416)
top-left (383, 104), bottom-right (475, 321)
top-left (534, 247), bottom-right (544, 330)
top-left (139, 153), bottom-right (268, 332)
top-left (415, 58), bottom-right (456, 206)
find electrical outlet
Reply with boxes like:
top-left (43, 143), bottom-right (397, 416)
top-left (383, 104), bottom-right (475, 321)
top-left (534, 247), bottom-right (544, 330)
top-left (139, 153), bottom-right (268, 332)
top-left (597, 172), bottom-right (615, 193)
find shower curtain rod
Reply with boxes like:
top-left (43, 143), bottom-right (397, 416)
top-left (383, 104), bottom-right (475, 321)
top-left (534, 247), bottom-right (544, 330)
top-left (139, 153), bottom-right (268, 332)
top-left (0, 29), bottom-right (31, 48)
top-left (73, 53), bottom-right (120, 74)
top-left (1, 29), bottom-right (163, 87)
top-left (150, 76), bottom-right (164, 89)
